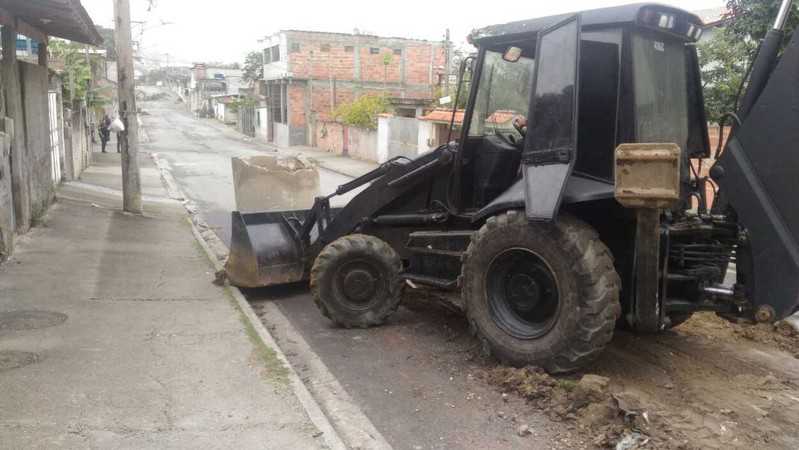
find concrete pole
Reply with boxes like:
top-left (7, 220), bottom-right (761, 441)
top-left (114, 0), bottom-right (143, 214)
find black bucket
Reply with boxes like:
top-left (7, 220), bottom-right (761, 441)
top-left (225, 210), bottom-right (309, 288)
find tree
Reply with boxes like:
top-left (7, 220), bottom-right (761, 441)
top-left (698, 28), bottom-right (753, 123)
top-left (242, 51), bottom-right (263, 83)
top-left (332, 95), bottom-right (391, 130)
top-left (49, 40), bottom-right (107, 109)
top-left (724, 0), bottom-right (799, 44)
top-left (698, 0), bottom-right (799, 123)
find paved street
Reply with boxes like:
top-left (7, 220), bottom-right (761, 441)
top-left (140, 92), bottom-right (569, 449)
top-left (141, 96), bottom-right (364, 247)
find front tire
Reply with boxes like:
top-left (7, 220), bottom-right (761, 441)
top-left (462, 211), bottom-right (621, 373)
top-left (311, 234), bottom-right (402, 328)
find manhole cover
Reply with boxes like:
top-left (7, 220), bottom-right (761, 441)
top-left (0, 350), bottom-right (40, 372)
top-left (0, 310), bottom-right (68, 332)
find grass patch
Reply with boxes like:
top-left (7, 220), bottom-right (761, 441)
top-left (224, 287), bottom-right (290, 386)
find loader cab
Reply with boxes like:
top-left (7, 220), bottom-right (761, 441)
top-left (457, 3), bottom-right (709, 215)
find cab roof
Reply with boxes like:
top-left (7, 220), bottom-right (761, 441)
top-left (469, 3), bottom-right (704, 45)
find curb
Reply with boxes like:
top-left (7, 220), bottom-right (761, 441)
top-left (150, 152), bottom-right (392, 450)
top-left (150, 152), bottom-right (346, 450)
top-left (187, 220), bottom-right (347, 450)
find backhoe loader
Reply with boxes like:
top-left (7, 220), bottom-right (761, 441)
top-left (226, 2), bottom-right (799, 372)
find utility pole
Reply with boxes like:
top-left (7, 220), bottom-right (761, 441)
top-left (114, 0), bottom-right (143, 214)
top-left (444, 28), bottom-right (451, 95)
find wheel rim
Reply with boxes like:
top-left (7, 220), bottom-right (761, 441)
top-left (334, 259), bottom-right (384, 311)
top-left (485, 248), bottom-right (560, 339)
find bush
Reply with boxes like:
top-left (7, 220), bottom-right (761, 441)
top-left (332, 95), bottom-right (390, 130)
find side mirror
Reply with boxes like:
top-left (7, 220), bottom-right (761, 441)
top-left (503, 46), bottom-right (523, 62)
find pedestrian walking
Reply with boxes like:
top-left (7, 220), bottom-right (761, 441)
top-left (99, 114), bottom-right (111, 153)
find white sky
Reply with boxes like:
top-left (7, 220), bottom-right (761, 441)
top-left (80, 0), bottom-right (724, 65)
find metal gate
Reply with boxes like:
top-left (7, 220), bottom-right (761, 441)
top-left (239, 105), bottom-right (256, 137)
top-left (48, 91), bottom-right (62, 183)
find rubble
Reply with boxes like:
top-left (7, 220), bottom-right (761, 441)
top-left (231, 154), bottom-right (320, 212)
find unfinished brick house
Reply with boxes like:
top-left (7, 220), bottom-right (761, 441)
top-left (260, 30), bottom-right (448, 147)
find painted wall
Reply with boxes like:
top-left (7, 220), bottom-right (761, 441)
top-left (346, 127), bottom-right (378, 162)
top-left (273, 122), bottom-right (290, 147)
top-left (417, 120), bottom-right (437, 155)
top-left (314, 120), bottom-right (378, 161)
top-left (20, 62), bottom-right (54, 221)
top-left (378, 115), bottom-right (420, 162)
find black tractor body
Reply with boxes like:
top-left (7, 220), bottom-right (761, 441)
top-left (227, 2), bottom-right (799, 371)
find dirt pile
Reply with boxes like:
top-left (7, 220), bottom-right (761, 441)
top-left (679, 312), bottom-right (799, 356)
top-left (482, 367), bottom-right (692, 449)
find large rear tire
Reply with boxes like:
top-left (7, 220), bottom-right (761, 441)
top-left (462, 211), bottom-right (621, 373)
top-left (311, 234), bottom-right (402, 328)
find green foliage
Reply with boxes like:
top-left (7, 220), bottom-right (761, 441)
top-left (698, 28), bottom-right (754, 123)
top-left (228, 96), bottom-right (256, 113)
top-left (49, 40), bottom-right (107, 108)
top-left (697, 1), bottom-right (799, 123)
top-left (242, 51), bottom-right (264, 83)
top-left (725, 0), bottom-right (799, 44)
top-left (332, 94), bottom-right (390, 130)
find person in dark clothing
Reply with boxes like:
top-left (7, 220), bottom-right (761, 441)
top-left (99, 115), bottom-right (111, 153)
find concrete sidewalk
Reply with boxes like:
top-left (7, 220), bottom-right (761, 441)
top-left (0, 153), bottom-right (326, 449)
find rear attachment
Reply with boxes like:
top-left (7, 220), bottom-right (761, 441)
top-left (712, 27), bottom-right (799, 321)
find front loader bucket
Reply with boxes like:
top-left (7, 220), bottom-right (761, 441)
top-left (225, 211), bottom-right (308, 288)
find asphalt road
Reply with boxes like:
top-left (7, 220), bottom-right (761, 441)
top-left (140, 97), bottom-right (357, 246)
top-left (139, 92), bottom-right (571, 449)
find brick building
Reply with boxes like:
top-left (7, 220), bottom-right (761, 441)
top-left (260, 30), bottom-right (448, 147)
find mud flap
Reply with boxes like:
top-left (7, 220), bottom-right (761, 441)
top-left (225, 211), bottom-right (308, 288)
top-left (522, 15), bottom-right (580, 220)
top-left (713, 32), bottom-right (799, 320)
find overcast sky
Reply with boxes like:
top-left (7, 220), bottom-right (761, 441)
top-left (80, 0), bottom-right (724, 66)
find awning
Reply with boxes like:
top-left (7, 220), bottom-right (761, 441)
top-left (0, 0), bottom-right (102, 46)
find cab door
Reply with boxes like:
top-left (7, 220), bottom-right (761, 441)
top-left (522, 15), bottom-right (581, 221)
